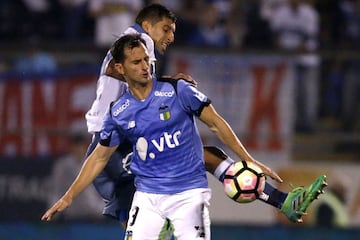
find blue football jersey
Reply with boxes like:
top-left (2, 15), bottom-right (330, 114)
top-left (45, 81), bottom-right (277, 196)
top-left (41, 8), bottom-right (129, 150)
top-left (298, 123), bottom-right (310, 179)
top-left (100, 78), bottom-right (211, 194)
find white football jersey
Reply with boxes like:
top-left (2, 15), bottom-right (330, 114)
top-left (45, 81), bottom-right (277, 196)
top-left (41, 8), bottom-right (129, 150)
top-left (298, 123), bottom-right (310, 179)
top-left (85, 25), bottom-right (157, 133)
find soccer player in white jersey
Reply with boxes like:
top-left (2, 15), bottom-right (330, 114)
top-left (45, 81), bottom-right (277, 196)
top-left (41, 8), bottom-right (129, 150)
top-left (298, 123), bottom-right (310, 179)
top-left (84, 3), bottom-right (326, 228)
top-left (42, 33), bottom-right (280, 239)
top-left (84, 4), bottom-right (178, 228)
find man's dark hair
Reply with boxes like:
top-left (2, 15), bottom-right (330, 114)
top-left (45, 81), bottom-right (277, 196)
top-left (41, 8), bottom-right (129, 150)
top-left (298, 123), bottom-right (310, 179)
top-left (135, 3), bottom-right (176, 25)
top-left (110, 34), bottom-right (147, 63)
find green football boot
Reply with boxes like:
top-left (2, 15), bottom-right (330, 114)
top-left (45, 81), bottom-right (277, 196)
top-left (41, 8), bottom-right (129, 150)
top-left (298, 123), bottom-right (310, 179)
top-left (280, 175), bottom-right (328, 223)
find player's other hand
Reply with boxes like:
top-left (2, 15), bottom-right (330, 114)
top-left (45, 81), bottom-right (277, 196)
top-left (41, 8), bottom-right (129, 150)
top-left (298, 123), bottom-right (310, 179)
top-left (41, 196), bottom-right (72, 221)
top-left (122, 152), bottom-right (133, 174)
top-left (262, 166), bottom-right (283, 183)
top-left (164, 73), bottom-right (198, 85)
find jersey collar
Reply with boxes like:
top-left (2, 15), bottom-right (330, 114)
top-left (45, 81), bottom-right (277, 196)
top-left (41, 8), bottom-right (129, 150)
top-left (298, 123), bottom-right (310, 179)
top-left (132, 24), bottom-right (146, 34)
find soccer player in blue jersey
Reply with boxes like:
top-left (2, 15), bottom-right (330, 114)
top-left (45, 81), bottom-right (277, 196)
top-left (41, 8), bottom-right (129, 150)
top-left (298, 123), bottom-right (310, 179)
top-left (84, 3), bottom-right (326, 229)
top-left (41, 33), bottom-right (281, 239)
top-left (42, 29), bottom-right (328, 238)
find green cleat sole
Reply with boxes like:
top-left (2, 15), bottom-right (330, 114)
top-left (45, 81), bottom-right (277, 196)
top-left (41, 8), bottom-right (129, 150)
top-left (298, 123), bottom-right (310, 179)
top-left (299, 175), bottom-right (327, 214)
top-left (280, 175), bottom-right (328, 223)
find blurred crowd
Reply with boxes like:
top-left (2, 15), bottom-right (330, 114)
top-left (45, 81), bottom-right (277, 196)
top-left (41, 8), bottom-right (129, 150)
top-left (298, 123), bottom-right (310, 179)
top-left (0, 0), bottom-right (359, 50)
top-left (0, 0), bottom-right (359, 133)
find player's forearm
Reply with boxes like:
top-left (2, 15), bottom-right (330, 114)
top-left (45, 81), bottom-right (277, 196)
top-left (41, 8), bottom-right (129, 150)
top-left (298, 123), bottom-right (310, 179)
top-left (206, 112), bottom-right (282, 182)
top-left (200, 105), bottom-right (254, 162)
top-left (63, 146), bottom-right (114, 200)
top-left (209, 116), bottom-right (255, 163)
top-left (210, 118), bottom-right (274, 176)
top-left (201, 105), bottom-right (282, 182)
top-left (105, 59), bottom-right (124, 80)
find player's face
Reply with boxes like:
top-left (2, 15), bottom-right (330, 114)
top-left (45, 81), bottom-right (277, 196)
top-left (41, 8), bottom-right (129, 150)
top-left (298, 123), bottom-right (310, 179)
top-left (147, 17), bottom-right (175, 54)
top-left (121, 43), bottom-right (151, 86)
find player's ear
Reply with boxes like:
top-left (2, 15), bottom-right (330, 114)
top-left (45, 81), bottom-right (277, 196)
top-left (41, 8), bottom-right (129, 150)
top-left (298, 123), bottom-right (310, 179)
top-left (142, 20), bottom-right (151, 33)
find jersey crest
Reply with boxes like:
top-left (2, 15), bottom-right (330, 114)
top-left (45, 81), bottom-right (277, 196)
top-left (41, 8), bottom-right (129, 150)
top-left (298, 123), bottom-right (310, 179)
top-left (159, 104), bottom-right (171, 121)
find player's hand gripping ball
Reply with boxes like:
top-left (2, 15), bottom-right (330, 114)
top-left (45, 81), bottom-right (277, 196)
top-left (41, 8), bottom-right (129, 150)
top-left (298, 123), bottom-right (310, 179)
top-left (223, 161), bottom-right (266, 203)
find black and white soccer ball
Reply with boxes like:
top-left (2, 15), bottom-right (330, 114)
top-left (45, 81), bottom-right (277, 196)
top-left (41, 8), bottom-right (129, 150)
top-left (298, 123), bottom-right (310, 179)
top-left (223, 161), bottom-right (266, 203)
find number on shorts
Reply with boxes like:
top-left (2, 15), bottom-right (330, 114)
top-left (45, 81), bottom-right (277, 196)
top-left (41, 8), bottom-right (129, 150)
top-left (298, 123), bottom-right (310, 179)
top-left (128, 206), bottom-right (139, 226)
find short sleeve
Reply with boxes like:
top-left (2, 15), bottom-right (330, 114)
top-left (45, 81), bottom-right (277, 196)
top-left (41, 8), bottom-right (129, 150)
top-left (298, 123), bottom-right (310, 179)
top-left (99, 110), bottom-right (125, 147)
top-left (177, 80), bottom-right (211, 116)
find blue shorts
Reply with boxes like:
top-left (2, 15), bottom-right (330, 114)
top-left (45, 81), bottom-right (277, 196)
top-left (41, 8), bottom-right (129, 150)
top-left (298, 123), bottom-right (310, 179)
top-left (87, 132), bottom-right (135, 222)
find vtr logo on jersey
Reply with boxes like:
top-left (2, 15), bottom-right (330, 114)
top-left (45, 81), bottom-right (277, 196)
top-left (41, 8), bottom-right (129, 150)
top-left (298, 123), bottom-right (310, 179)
top-left (113, 99), bottom-right (130, 116)
top-left (152, 131), bottom-right (181, 151)
top-left (154, 90), bottom-right (175, 97)
top-left (136, 130), bottom-right (181, 160)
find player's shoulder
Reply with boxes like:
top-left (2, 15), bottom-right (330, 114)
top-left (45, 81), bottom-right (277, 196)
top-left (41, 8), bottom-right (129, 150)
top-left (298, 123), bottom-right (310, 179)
top-left (156, 77), bottom-right (190, 95)
top-left (125, 27), bottom-right (153, 44)
top-left (156, 77), bottom-right (199, 100)
top-left (157, 77), bottom-right (178, 85)
top-left (109, 91), bottom-right (131, 117)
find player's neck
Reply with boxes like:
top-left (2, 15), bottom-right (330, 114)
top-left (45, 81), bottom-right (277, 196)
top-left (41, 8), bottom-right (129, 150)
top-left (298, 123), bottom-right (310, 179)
top-left (128, 81), bottom-right (153, 101)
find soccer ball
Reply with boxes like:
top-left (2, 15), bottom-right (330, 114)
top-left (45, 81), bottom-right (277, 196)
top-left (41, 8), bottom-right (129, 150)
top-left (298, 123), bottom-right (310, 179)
top-left (223, 161), bottom-right (266, 203)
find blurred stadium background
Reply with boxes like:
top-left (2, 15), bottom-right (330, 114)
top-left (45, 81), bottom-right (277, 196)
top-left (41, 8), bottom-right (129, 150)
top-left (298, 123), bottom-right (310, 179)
top-left (1, 0), bottom-right (360, 239)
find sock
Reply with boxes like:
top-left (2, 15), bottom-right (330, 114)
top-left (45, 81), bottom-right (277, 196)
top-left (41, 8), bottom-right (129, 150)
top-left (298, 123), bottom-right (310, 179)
top-left (258, 182), bottom-right (288, 209)
top-left (214, 157), bottom-right (235, 182)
